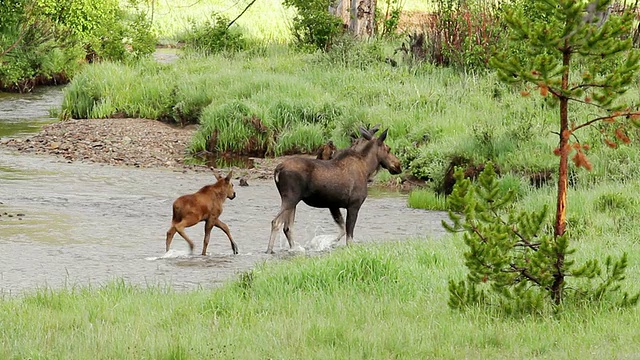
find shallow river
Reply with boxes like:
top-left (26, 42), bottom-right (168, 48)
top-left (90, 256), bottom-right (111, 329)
top-left (0, 87), bottom-right (449, 296)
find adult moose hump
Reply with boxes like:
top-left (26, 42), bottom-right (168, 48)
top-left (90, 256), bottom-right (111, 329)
top-left (165, 171), bottom-right (238, 255)
top-left (266, 127), bottom-right (402, 254)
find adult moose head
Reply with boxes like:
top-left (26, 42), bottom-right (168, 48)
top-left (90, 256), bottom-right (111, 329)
top-left (266, 127), bottom-right (402, 254)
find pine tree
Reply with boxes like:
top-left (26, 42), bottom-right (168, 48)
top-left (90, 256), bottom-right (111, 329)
top-left (488, 0), bottom-right (640, 304)
top-left (445, 164), bottom-right (640, 312)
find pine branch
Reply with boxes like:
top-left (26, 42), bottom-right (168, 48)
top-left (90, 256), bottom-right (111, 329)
top-left (507, 264), bottom-right (547, 288)
top-left (567, 96), bottom-right (609, 110)
top-left (573, 111), bottom-right (640, 132)
top-left (569, 83), bottom-right (610, 91)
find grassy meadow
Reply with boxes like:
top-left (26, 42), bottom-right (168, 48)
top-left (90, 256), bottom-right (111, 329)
top-left (5, 0), bottom-right (640, 358)
top-left (2, 241), bottom-right (640, 359)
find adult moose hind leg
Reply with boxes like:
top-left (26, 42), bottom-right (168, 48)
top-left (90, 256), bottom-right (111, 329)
top-left (283, 207), bottom-right (298, 249)
top-left (329, 207), bottom-right (346, 244)
top-left (267, 206), bottom-right (294, 254)
top-left (345, 205), bottom-right (362, 245)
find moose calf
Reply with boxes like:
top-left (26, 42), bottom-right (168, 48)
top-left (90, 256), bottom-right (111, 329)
top-left (165, 171), bottom-right (238, 255)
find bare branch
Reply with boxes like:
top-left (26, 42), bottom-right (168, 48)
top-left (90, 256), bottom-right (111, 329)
top-left (573, 111), bottom-right (640, 132)
top-left (227, 0), bottom-right (258, 29)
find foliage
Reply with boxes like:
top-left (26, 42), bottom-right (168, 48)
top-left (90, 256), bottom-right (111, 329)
top-left (422, 0), bottom-right (503, 70)
top-left (283, 0), bottom-right (343, 50)
top-left (182, 12), bottom-right (247, 55)
top-left (491, 0), bottom-right (640, 236)
top-left (0, 0), bottom-right (156, 91)
top-left (377, 0), bottom-right (405, 37)
top-left (444, 163), bottom-right (639, 313)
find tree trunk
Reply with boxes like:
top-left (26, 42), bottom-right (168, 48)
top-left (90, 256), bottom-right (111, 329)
top-left (551, 41), bottom-right (572, 305)
top-left (329, 0), bottom-right (350, 29)
top-left (349, 0), bottom-right (377, 37)
top-left (329, 0), bottom-right (377, 37)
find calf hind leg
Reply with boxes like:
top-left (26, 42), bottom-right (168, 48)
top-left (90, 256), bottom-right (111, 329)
top-left (165, 226), bottom-right (177, 252)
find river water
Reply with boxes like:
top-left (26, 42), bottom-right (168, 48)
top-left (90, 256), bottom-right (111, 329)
top-left (0, 87), bottom-right (449, 296)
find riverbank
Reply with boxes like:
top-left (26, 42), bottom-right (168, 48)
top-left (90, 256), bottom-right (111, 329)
top-left (0, 117), bottom-right (283, 181)
top-left (0, 117), bottom-right (419, 189)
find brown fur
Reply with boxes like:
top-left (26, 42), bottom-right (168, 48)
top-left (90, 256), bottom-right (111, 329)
top-left (165, 171), bottom-right (238, 255)
top-left (315, 140), bottom-right (337, 160)
top-left (267, 128), bottom-right (402, 254)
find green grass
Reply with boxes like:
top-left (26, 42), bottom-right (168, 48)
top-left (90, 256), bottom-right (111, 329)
top-left (2, 240), bottom-right (640, 359)
top-left (61, 45), bottom-right (640, 188)
top-left (408, 189), bottom-right (449, 210)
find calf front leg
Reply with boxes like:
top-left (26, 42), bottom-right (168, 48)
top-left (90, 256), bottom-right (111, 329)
top-left (201, 219), bottom-right (215, 256)
top-left (214, 218), bottom-right (238, 255)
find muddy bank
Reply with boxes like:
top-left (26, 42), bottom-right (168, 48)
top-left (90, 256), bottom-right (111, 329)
top-left (1, 118), bottom-right (284, 181)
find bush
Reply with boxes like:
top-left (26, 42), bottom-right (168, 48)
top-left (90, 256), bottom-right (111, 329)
top-left (283, 0), bottom-right (343, 51)
top-left (182, 12), bottom-right (247, 55)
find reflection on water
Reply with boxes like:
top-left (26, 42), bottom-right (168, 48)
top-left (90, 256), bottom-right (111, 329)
top-left (0, 86), bottom-right (64, 138)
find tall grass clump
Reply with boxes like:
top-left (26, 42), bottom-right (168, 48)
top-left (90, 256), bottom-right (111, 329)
top-left (407, 189), bottom-right (448, 210)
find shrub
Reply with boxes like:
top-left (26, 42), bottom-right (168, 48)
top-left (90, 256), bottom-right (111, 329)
top-left (182, 12), bottom-right (246, 55)
top-left (283, 0), bottom-right (343, 51)
top-left (421, 0), bottom-right (502, 70)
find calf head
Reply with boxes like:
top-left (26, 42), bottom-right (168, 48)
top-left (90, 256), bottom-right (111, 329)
top-left (217, 171), bottom-right (236, 200)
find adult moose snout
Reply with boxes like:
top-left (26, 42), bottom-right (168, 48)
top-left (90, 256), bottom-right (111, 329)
top-left (361, 128), bottom-right (402, 175)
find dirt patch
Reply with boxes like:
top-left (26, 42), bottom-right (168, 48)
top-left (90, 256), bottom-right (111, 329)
top-left (0, 118), bottom-right (285, 181)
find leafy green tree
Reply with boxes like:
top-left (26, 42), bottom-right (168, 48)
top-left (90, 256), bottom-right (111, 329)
top-left (488, 0), bottom-right (640, 304)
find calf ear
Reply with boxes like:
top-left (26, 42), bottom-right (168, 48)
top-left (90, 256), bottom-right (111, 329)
top-left (225, 171), bottom-right (233, 181)
top-left (377, 129), bottom-right (389, 144)
top-left (360, 127), bottom-right (373, 140)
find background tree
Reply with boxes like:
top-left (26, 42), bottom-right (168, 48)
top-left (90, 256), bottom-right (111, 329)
top-left (329, 0), bottom-right (378, 37)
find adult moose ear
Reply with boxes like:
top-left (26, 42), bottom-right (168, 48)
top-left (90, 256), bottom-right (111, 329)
top-left (377, 129), bottom-right (389, 144)
top-left (225, 171), bottom-right (233, 182)
top-left (360, 126), bottom-right (373, 140)
top-left (369, 123), bottom-right (381, 136)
